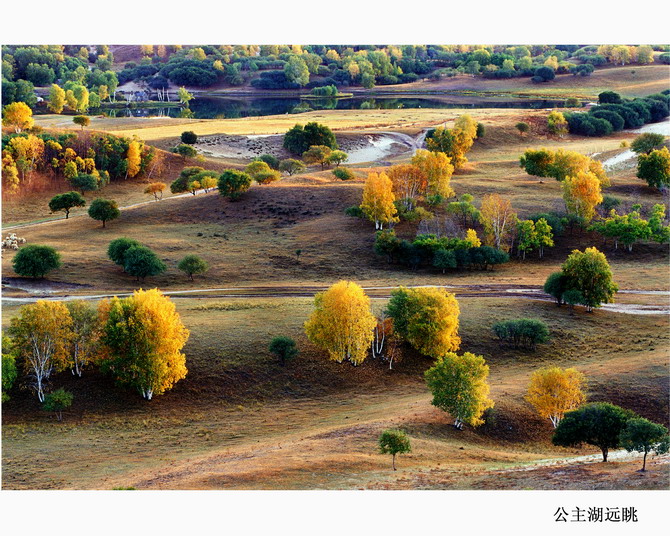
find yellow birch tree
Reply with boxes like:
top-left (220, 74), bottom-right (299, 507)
top-left (304, 281), bottom-right (376, 365)
top-left (360, 171), bottom-right (398, 229)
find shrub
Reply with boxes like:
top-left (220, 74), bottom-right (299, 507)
top-left (255, 154), bottom-right (280, 169)
top-left (174, 143), bottom-right (197, 159)
top-left (69, 173), bottom-right (99, 195)
top-left (180, 131), bottom-right (198, 144)
top-left (268, 336), bottom-right (298, 365)
top-left (515, 122), bottom-right (530, 135)
top-left (533, 66), bottom-right (555, 82)
top-left (332, 167), bottom-right (354, 180)
top-left (598, 91), bottom-right (622, 104)
top-left (475, 122), bottom-right (486, 137)
top-left (42, 388), bottom-right (73, 421)
top-left (344, 205), bottom-right (365, 218)
top-left (492, 318), bottom-right (550, 350)
top-left (218, 169), bottom-right (252, 200)
top-left (170, 166), bottom-right (205, 193)
top-left (12, 244), bottom-right (61, 278)
top-left (177, 254), bottom-right (209, 281)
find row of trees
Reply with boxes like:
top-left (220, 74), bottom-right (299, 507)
top-left (1, 118), bottom-right (156, 194)
top-left (563, 91), bottom-right (670, 137)
top-left (3, 290), bottom-right (189, 403)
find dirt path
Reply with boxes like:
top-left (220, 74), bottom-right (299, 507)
top-left (2, 281), bottom-right (668, 314)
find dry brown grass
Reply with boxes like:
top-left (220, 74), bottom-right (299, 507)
top-left (2, 296), bottom-right (668, 489)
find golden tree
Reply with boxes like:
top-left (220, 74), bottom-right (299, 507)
top-left (9, 301), bottom-right (73, 401)
top-left (65, 300), bottom-right (100, 377)
top-left (526, 367), bottom-right (586, 428)
top-left (562, 171), bottom-right (603, 222)
top-left (125, 140), bottom-right (141, 178)
top-left (464, 228), bottom-right (481, 247)
top-left (425, 114), bottom-right (478, 170)
top-left (2, 102), bottom-right (34, 132)
top-left (2, 152), bottom-right (20, 193)
top-left (47, 84), bottom-right (66, 114)
top-left (480, 194), bottom-right (517, 250)
top-left (360, 171), bottom-right (398, 229)
top-left (411, 149), bottom-right (455, 198)
top-left (8, 135), bottom-right (44, 180)
top-left (386, 164), bottom-right (427, 210)
top-left (304, 280), bottom-right (376, 365)
top-left (386, 287), bottom-right (461, 358)
top-left (98, 289), bottom-right (189, 400)
top-left (144, 182), bottom-right (166, 201)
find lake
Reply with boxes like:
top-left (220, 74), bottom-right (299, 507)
top-left (92, 95), bottom-right (574, 120)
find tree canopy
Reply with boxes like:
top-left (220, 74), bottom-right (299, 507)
top-left (424, 352), bottom-right (494, 428)
top-left (97, 289), bottom-right (189, 400)
top-left (304, 280), bottom-right (376, 366)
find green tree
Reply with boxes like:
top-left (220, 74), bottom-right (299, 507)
top-left (283, 122), bottom-right (337, 155)
top-left (561, 247), bottom-right (618, 312)
top-left (326, 150), bottom-right (348, 167)
top-left (552, 402), bottom-right (636, 462)
top-left (178, 87), bottom-right (194, 105)
top-left (515, 122), bottom-right (530, 136)
top-left (42, 388), bottom-right (73, 422)
top-left (123, 245), bottom-right (167, 282)
top-left (516, 219), bottom-right (538, 260)
top-left (378, 429), bottom-right (411, 471)
top-left (12, 244), bottom-right (62, 278)
top-left (1, 336), bottom-right (18, 402)
top-left (303, 145), bottom-right (333, 169)
top-left (218, 169), bottom-right (252, 201)
top-left (70, 173), bottom-right (99, 195)
top-left (73, 115), bottom-right (90, 130)
top-left (268, 336), bottom-right (299, 365)
top-left (424, 352), bottom-right (494, 429)
top-left (108, 237), bottom-right (142, 268)
top-left (48, 191), bottom-right (86, 219)
top-left (65, 300), bottom-right (99, 377)
top-left (177, 254), bottom-right (209, 281)
top-left (88, 198), bottom-right (120, 228)
top-left (175, 143), bottom-right (197, 160)
top-left (284, 56), bottom-right (310, 86)
top-left (534, 217), bottom-right (554, 258)
top-left (279, 159), bottom-right (306, 175)
top-left (619, 418), bottom-right (670, 471)
top-left (630, 133), bottom-right (665, 154)
top-left (637, 146), bottom-right (670, 189)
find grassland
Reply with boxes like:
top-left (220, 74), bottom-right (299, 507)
top-left (3, 72), bottom-right (670, 490)
top-left (2, 297), bottom-right (667, 489)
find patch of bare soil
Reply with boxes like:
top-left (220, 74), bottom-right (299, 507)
top-left (194, 132), bottom-right (409, 163)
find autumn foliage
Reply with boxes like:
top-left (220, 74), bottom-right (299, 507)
top-left (360, 171), bottom-right (398, 229)
top-left (98, 289), bottom-right (189, 399)
top-left (304, 280), bottom-right (376, 365)
top-left (526, 367), bottom-right (587, 428)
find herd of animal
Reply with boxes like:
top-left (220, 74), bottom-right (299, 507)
top-left (1, 233), bottom-right (26, 250)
